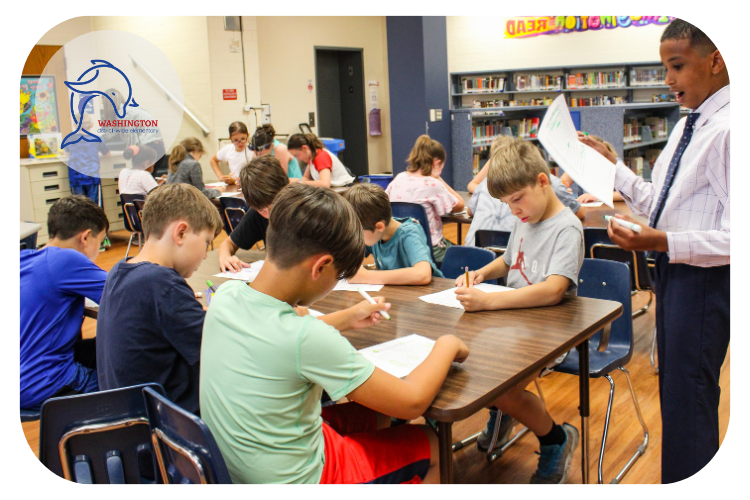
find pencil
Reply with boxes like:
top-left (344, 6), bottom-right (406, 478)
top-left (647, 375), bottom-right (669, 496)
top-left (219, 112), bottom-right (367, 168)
top-left (465, 267), bottom-right (470, 288)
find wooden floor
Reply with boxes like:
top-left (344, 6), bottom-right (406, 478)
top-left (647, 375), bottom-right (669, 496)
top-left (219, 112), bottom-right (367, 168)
top-left (22, 223), bottom-right (730, 484)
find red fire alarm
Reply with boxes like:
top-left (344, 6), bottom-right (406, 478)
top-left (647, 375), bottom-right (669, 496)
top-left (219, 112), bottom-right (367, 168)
top-left (223, 89), bottom-right (237, 100)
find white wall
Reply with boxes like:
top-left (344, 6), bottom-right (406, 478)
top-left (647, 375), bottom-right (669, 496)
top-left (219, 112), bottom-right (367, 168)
top-left (37, 16), bottom-right (93, 46)
top-left (446, 16), bottom-right (667, 72)
top-left (256, 17), bottom-right (392, 173)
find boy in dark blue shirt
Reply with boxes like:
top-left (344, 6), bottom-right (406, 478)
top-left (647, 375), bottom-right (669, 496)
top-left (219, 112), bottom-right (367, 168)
top-left (343, 184), bottom-right (442, 286)
top-left (96, 184), bottom-right (223, 414)
top-left (20, 196), bottom-right (109, 410)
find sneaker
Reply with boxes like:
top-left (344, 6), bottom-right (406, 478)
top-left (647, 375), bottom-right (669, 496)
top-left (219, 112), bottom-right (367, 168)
top-left (103, 236), bottom-right (112, 248)
top-left (476, 409), bottom-right (518, 452)
top-left (529, 423), bottom-right (579, 484)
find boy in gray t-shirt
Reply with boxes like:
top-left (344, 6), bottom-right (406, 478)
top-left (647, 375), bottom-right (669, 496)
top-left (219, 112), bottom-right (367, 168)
top-left (454, 138), bottom-right (584, 485)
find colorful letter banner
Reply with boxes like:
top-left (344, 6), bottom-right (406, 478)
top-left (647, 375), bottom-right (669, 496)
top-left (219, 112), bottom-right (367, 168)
top-left (505, 16), bottom-right (674, 39)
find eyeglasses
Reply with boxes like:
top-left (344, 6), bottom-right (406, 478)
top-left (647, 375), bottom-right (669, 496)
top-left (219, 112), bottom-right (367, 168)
top-left (231, 137), bottom-right (248, 145)
top-left (248, 142), bottom-right (272, 152)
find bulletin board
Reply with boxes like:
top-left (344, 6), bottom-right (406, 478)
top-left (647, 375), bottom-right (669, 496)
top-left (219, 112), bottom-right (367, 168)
top-left (20, 75), bottom-right (61, 137)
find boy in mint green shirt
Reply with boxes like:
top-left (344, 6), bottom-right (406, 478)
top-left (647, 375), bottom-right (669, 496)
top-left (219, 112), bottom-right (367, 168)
top-left (200, 184), bottom-right (468, 484)
top-left (343, 183), bottom-right (442, 286)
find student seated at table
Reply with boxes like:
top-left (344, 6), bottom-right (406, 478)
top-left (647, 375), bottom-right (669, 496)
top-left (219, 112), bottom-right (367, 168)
top-left (386, 135), bottom-right (465, 264)
top-left (20, 196), bottom-right (109, 411)
top-left (286, 133), bottom-right (356, 188)
top-left (200, 184), bottom-right (469, 484)
top-left (343, 183), bottom-right (443, 285)
top-left (167, 137), bottom-right (225, 199)
top-left (454, 140), bottom-right (584, 484)
top-left (217, 156), bottom-right (289, 272)
top-left (465, 136), bottom-right (585, 246)
top-left (96, 184), bottom-right (223, 415)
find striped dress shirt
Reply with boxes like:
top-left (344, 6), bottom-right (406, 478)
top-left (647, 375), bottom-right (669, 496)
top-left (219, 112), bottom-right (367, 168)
top-left (614, 85), bottom-right (730, 267)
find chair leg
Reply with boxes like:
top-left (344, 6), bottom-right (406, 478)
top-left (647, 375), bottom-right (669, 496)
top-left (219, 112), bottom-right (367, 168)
top-left (609, 367), bottom-right (649, 484)
top-left (485, 380), bottom-right (545, 462)
top-left (138, 232), bottom-right (142, 250)
top-left (125, 233), bottom-right (136, 259)
top-left (632, 290), bottom-right (654, 318)
top-left (598, 375), bottom-right (616, 484)
top-left (650, 327), bottom-right (659, 374)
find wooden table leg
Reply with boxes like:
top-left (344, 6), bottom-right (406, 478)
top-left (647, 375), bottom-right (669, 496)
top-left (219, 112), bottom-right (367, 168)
top-left (577, 338), bottom-right (590, 484)
top-left (438, 421), bottom-right (454, 484)
top-left (457, 223), bottom-right (463, 245)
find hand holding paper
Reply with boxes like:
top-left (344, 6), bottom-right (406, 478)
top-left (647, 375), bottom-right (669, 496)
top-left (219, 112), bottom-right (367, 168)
top-left (538, 95), bottom-right (616, 207)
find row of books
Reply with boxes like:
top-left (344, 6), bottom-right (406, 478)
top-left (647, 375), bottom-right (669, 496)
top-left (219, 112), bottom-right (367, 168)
top-left (652, 94), bottom-right (676, 103)
top-left (566, 70), bottom-right (626, 89)
top-left (623, 148), bottom-right (661, 180)
top-left (472, 121), bottom-right (505, 143)
top-left (570, 96), bottom-right (627, 107)
top-left (630, 67), bottom-right (667, 86)
top-left (515, 74), bottom-right (563, 91)
top-left (624, 117), bottom-right (670, 144)
top-left (470, 97), bottom-right (555, 108)
top-left (462, 76), bottom-right (505, 93)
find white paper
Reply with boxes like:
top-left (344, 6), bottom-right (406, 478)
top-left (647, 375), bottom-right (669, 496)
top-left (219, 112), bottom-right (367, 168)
top-left (580, 201), bottom-right (604, 207)
top-left (219, 191), bottom-right (243, 198)
top-left (419, 283), bottom-right (514, 310)
top-left (358, 334), bottom-right (436, 378)
top-left (213, 260), bottom-right (264, 282)
top-left (332, 280), bottom-right (384, 292)
top-left (85, 298), bottom-right (99, 308)
top-left (205, 181), bottom-right (228, 188)
top-left (538, 95), bottom-right (616, 208)
top-left (309, 309), bottom-right (325, 317)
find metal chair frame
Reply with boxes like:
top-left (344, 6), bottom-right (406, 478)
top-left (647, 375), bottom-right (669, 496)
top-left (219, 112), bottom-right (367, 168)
top-left (151, 428), bottom-right (208, 484)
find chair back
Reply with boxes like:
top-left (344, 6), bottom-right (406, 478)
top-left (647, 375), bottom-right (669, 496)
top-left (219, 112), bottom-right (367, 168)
top-left (474, 230), bottom-right (511, 252)
top-left (441, 246), bottom-right (498, 285)
top-left (39, 383), bottom-right (166, 484)
top-left (577, 259), bottom-right (634, 365)
top-left (219, 196), bottom-right (249, 235)
top-left (120, 194), bottom-right (146, 234)
top-left (390, 202), bottom-right (435, 263)
top-left (583, 227), bottom-right (613, 257)
top-left (299, 123), bottom-right (313, 135)
top-left (142, 387), bottom-right (232, 484)
top-left (590, 244), bottom-right (653, 292)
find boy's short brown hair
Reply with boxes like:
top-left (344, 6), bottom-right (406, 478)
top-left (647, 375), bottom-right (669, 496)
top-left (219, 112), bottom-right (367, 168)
top-left (238, 156), bottom-right (290, 210)
top-left (342, 183), bottom-right (392, 231)
top-left (266, 184), bottom-right (364, 280)
top-left (141, 184), bottom-right (223, 240)
top-left (47, 195), bottom-right (109, 240)
top-left (489, 134), bottom-right (515, 156)
top-left (487, 139), bottom-right (551, 199)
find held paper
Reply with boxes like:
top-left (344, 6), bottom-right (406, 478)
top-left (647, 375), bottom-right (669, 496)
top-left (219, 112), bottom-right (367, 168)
top-left (538, 95), bottom-right (616, 208)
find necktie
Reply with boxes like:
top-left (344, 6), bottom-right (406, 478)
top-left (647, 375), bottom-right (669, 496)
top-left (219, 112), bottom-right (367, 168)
top-left (649, 112), bottom-right (700, 228)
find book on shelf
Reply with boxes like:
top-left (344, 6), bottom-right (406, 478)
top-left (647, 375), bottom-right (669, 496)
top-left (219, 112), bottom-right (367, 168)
top-left (624, 157), bottom-right (644, 176)
top-left (644, 117), bottom-right (669, 139)
top-left (472, 99), bottom-right (510, 109)
top-left (472, 121), bottom-right (503, 143)
top-left (508, 118), bottom-right (540, 139)
top-left (515, 74), bottom-right (562, 92)
top-left (630, 67), bottom-right (667, 86)
top-left (624, 118), bottom-right (642, 145)
top-left (463, 76), bottom-right (505, 93)
top-left (652, 94), bottom-right (676, 103)
top-left (566, 70), bottom-right (626, 90)
top-left (570, 95), bottom-right (626, 107)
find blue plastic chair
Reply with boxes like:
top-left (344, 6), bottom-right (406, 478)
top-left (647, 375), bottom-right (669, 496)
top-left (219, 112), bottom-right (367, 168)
top-left (554, 258), bottom-right (649, 484)
top-left (219, 196), bottom-right (248, 235)
top-left (21, 408), bottom-right (40, 422)
top-left (474, 230), bottom-right (511, 253)
top-left (142, 387), bottom-right (232, 484)
top-left (120, 194), bottom-right (146, 258)
top-left (583, 227), bottom-right (613, 258)
top-left (39, 383), bottom-right (166, 484)
top-left (441, 246), bottom-right (498, 285)
top-left (390, 202), bottom-right (436, 265)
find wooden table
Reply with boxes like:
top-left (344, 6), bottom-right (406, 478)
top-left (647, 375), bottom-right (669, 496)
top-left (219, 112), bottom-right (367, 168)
top-left (186, 249), bottom-right (622, 484)
top-left (441, 191), bottom-right (473, 244)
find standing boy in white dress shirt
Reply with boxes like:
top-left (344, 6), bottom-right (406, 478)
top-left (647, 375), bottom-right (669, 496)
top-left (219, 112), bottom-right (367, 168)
top-left (581, 19), bottom-right (729, 483)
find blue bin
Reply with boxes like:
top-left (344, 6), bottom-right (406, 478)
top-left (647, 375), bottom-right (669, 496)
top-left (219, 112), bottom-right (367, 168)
top-left (358, 175), bottom-right (393, 189)
top-left (321, 138), bottom-right (345, 154)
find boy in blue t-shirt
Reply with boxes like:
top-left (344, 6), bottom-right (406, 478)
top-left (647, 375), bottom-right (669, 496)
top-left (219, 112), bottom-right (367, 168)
top-left (20, 196), bottom-right (109, 410)
top-left (343, 183), bottom-right (443, 285)
top-left (64, 115), bottom-right (112, 250)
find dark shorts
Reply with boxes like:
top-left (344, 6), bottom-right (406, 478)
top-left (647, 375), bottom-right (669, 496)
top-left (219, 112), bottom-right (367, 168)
top-left (319, 403), bottom-right (431, 484)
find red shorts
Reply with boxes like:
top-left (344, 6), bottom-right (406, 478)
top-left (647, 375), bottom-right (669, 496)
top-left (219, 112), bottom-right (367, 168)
top-left (319, 403), bottom-right (431, 484)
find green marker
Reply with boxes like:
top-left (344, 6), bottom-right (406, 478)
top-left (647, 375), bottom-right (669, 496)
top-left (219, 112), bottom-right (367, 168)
top-left (206, 280), bottom-right (218, 293)
top-left (583, 131), bottom-right (589, 136)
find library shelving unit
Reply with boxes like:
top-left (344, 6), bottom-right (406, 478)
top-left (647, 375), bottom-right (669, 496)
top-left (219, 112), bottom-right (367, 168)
top-left (450, 62), bottom-right (680, 189)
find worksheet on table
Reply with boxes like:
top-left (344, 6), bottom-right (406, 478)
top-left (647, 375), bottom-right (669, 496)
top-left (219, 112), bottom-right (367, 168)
top-left (538, 95), bottom-right (616, 208)
top-left (358, 334), bottom-right (436, 378)
top-left (419, 283), bottom-right (514, 310)
top-left (213, 260), bottom-right (265, 281)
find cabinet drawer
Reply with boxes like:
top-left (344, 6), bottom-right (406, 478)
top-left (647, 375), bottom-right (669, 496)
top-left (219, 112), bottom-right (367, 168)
top-left (102, 184), bottom-right (119, 199)
top-left (33, 193), bottom-right (68, 210)
top-left (34, 207), bottom-right (52, 223)
top-left (103, 196), bottom-right (122, 213)
top-left (31, 178), bottom-right (70, 196)
top-left (101, 177), bottom-right (117, 187)
top-left (108, 221), bottom-right (125, 232)
top-left (29, 164), bottom-right (68, 182)
top-left (106, 208), bottom-right (122, 222)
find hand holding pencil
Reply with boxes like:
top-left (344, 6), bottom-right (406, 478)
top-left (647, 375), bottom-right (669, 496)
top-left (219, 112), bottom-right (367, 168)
top-left (455, 269), bottom-right (484, 288)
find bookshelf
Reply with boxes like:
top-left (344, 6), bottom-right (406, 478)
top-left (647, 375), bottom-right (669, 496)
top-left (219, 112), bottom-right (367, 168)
top-left (450, 62), bottom-right (680, 189)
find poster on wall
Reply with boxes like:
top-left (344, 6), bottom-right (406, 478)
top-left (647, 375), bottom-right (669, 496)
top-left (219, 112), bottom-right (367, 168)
top-left (20, 75), bottom-right (60, 137)
top-left (505, 16), bottom-right (674, 39)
